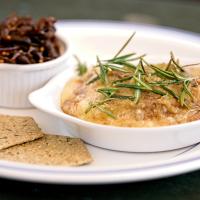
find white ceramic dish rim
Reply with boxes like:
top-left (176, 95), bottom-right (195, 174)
top-left (0, 33), bottom-right (70, 71)
top-left (0, 149), bottom-right (200, 184)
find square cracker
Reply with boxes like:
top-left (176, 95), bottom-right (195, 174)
top-left (0, 115), bottom-right (44, 150)
top-left (0, 135), bottom-right (92, 166)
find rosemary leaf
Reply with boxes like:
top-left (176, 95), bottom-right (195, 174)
top-left (165, 58), bottom-right (172, 71)
top-left (105, 64), bottom-right (129, 73)
top-left (112, 76), bottom-right (133, 84)
top-left (182, 63), bottom-right (200, 68)
top-left (171, 70), bottom-right (187, 81)
top-left (113, 32), bottom-right (136, 58)
top-left (85, 99), bottom-right (114, 114)
top-left (179, 88), bottom-right (187, 107)
top-left (115, 83), bottom-right (146, 90)
top-left (97, 87), bottom-right (119, 97)
top-left (183, 80), bottom-right (194, 100)
top-left (179, 80), bottom-right (191, 107)
top-left (134, 72), bottom-right (141, 104)
top-left (96, 105), bottom-right (116, 119)
top-left (97, 88), bottom-right (135, 101)
top-left (111, 95), bottom-right (135, 101)
top-left (170, 51), bottom-right (185, 72)
top-left (74, 55), bottom-right (87, 76)
top-left (86, 75), bottom-right (100, 85)
top-left (133, 75), bottom-right (152, 90)
top-left (160, 85), bottom-right (179, 99)
top-left (125, 54), bottom-right (146, 62)
top-left (112, 60), bottom-right (137, 69)
top-left (97, 56), bottom-right (108, 84)
top-left (150, 65), bottom-right (175, 79)
top-left (106, 53), bottom-right (136, 62)
top-left (149, 80), bottom-right (181, 86)
top-left (140, 59), bottom-right (146, 74)
top-left (151, 89), bottom-right (166, 96)
top-left (110, 54), bottom-right (146, 63)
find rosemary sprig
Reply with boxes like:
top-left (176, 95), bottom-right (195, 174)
top-left (113, 32), bottom-right (136, 58)
top-left (170, 51), bottom-right (185, 72)
top-left (179, 80), bottom-right (194, 107)
top-left (114, 83), bottom-right (146, 90)
top-left (105, 64), bottom-right (129, 73)
top-left (150, 65), bottom-right (175, 79)
top-left (115, 82), bottom-right (166, 96)
top-left (85, 99), bottom-right (116, 119)
top-left (165, 58), bottom-right (172, 71)
top-left (114, 61), bottom-right (137, 69)
top-left (96, 105), bottom-right (116, 119)
top-left (97, 88), bottom-right (135, 101)
top-left (134, 72), bottom-right (142, 103)
top-left (74, 55), bottom-right (87, 76)
top-left (182, 63), bottom-right (200, 68)
top-left (160, 85), bottom-right (179, 99)
top-left (133, 75), bottom-right (152, 90)
top-left (106, 53), bottom-right (136, 62)
top-left (97, 87), bottom-right (119, 98)
top-left (112, 76), bottom-right (133, 84)
top-left (179, 87), bottom-right (187, 107)
top-left (83, 33), bottom-right (198, 118)
top-left (148, 80), bottom-right (181, 86)
top-left (85, 99), bottom-right (111, 113)
top-left (97, 56), bottom-right (108, 84)
top-left (111, 95), bottom-right (135, 100)
top-left (86, 75), bottom-right (100, 85)
top-left (108, 54), bottom-right (146, 64)
top-left (139, 59), bottom-right (146, 74)
top-left (183, 80), bottom-right (194, 100)
top-left (133, 62), bottom-right (142, 103)
top-left (171, 70), bottom-right (188, 81)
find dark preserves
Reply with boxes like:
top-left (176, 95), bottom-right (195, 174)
top-left (0, 15), bottom-right (61, 64)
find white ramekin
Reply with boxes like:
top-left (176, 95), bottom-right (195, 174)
top-left (29, 25), bottom-right (200, 152)
top-left (29, 67), bottom-right (200, 152)
top-left (0, 34), bottom-right (70, 108)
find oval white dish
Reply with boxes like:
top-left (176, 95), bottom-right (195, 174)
top-left (0, 34), bottom-right (70, 108)
top-left (29, 25), bottom-right (200, 152)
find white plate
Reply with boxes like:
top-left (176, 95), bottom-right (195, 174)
top-left (1, 20), bottom-right (200, 184)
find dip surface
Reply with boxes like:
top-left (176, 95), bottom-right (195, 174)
top-left (61, 65), bottom-right (200, 127)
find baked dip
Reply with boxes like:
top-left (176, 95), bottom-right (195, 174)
top-left (61, 34), bottom-right (200, 127)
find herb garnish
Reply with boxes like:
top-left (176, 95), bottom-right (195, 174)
top-left (85, 99), bottom-right (116, 119)
top-left (74, 34), bottom-right (197, 118)
top-left (74, 55), bottom-right (87, 76)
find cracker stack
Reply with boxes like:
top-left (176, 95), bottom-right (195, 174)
top-left (0, 115), bottom-right (92, 166)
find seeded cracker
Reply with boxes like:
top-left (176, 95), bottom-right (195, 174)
top-left (0, 135), bottom-right (92, 166)
top-left (0, 115), bottom-right (44, 150)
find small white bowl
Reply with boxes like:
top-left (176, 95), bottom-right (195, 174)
top-left (0, 34), bottom-right (70, 108)
top-left (29, 66), bottom-right (200, 152)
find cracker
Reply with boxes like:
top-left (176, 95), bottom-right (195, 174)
top-left (0, 115), bottom-right (44, 150)
top-left (0, 135), bottom-right (92, 166)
